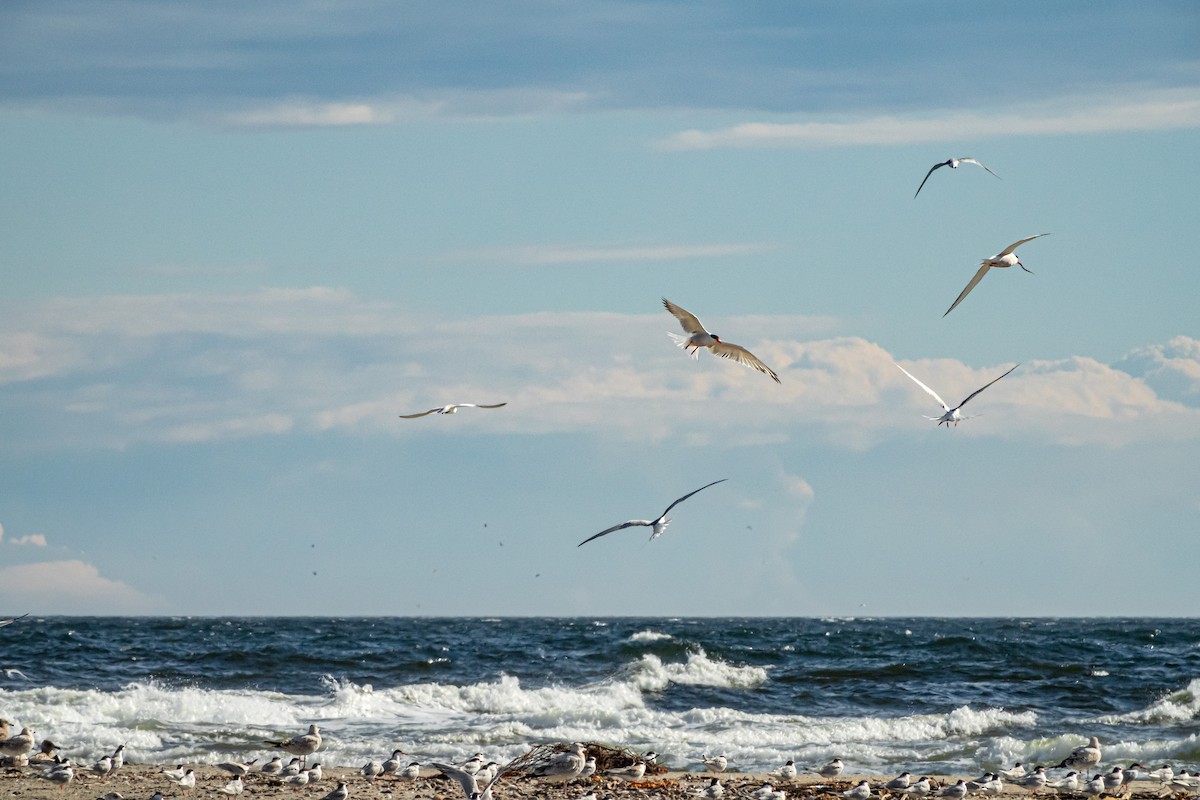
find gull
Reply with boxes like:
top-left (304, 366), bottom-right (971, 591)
top-left (216, 758), bottom-right (257, 777)
top-left (320, 782), bottom-right (350, 800)
top-left (217, 776), bottom-right (244, 795)
top-left (399, 403), bottom-right (507, 419)
top-left (261, 755), bottom-right (284, 775)
top-left (0, 726), bottom-right (35, 757)
top-left (663, 298), bottom-right (781, 383)
top-left (31, 739), bottom-right (60, 763)
top-left (944, 234), bottom-right (1049, 317)
top-left (1056, 737), bottom-right (1101, 773)
top-left (702, 754), bottom-right (728, 774)
top-left (843, 780), bottom-right (872, 800)
top-left (264, 723), bottom-right (321, 766)
top-left (937, 780), bottom-right (968, 800)
top-left (895, 362), bottom-right (1018, 427)
top-left (814, 758), bottom-right (844, 778)
top-left (697, 778), bottom-right (725, 799)
top-left (914, 157), bottom-right (1000, 198)
top-left (578, 479), bottom-right (727, 547)
top-left (533, 743), bottom-right (589, 782)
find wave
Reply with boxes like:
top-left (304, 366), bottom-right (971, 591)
top-left (1093, 677), bottom-right (1200, 725)
top-left (627, 630), bottom-right (674, 643)
top-left (622, 648), bottom-right (769, 692)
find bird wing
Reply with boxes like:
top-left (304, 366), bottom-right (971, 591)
top-left (709, 340), bottom-right (781, 382)
top-left (958, 158), bottom-right (1001, 179)
top-left (470, 403), bottom-right (508, 409)
top-left (431, 763), bottom-right (479, 799)
top-left (954, 364), bottom-right (1019, 411)
top-left (662, 298), bottom-right (708, 335)
top-left (577, 520), bottom-right (648, 547)
top-left (0, 614), bottom-right (28, 627)
top-left (943, 261), bottom-right (992, 317)
top-left (398, 408), bottom-right (438, 419)
top-left (895, 363), bottom-right (950, 411)
top-left (997, 233), bottom-right (1049, 257)
top-left (660, 479), bottom-right (729, 517)
top-left (913, 161), bottom-right (949, 198)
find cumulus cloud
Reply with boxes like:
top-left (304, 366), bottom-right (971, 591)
top-left (2, 287), bottom-right (1197, 450)
top-left (658, 88), bottom-right (1200, 150)
top-left (0, 560), bottom-right (157, 614)
top-left (8, 534), bottom-right (48, 547)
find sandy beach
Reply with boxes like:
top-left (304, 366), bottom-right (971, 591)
top-left (0, 765), bottom-right (1180, 800)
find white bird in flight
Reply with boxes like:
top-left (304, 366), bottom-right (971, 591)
top-left (663, 298), bottom-right (781, 383)
top-left (914, 157), bottom-right (1000, 198)
top-left (399, 403), bottom-right (507, 419)
top-left (944, 234), bottom-right (1049, 317)
top-left (895, 362), bottom-right (1019, 427)
top-left (577, 479), bottom-right (728, 547)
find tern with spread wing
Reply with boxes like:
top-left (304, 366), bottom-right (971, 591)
top-left (944, 234), bottom-right (1049, 317)
top-left (914, 157), bottom-right (1000, 198)
top-left (399, 403), bottom-right (507, 419)
top-left (578, 479), bottom-right (727, 547)
top-left (663, 298), bottom-right (780, 383)
top-left (895, 363), bottom-right (1019, 427)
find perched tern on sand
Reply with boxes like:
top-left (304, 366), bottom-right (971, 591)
top-left (895, 362), bottom-right (1018, 427)
top-left (914, 157), bottom-right (1000, 198)
top-left (577, 479), bottom-right (727, 547)
top-left (399, 403), bottom-right (507, 418)
top-left (814, 758), bottom-right (844, 778)
top-left (944, 234), bottom-right (1049, 317)
top-left (842, 780), bottom-right (872, 800)
top-left (663, 298), bottom-right (781, 383)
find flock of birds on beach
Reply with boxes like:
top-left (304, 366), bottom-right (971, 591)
top-left (4, 721), bottom-right (1200, 800)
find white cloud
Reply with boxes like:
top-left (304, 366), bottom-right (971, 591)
top-left (8, 534), bottom-right (48, 547)
top-left (2, 288), bottom-right (1198, 450)
top-left (222, 101), bottom-right (394, 128)
top-left (0, 559), bottom-right (157, 614)
top-left (658, 88), bottom-right (1200, 150)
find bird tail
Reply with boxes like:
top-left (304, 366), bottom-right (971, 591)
top-left (667, 331), bottom-right (699, 359)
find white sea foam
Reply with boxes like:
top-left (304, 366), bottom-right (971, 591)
top-left (623, 648), bottom-right (769, 692)
top-left (1094, 677), bottom-right (1200, 725)
top-left (627, 630), bottom-right (674, 643)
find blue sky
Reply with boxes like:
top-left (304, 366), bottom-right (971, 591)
top-left (1, 1), bottom-right (1198, 615)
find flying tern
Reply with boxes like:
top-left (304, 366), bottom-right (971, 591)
top-left (944, 234), bottom-right (1049, 317)
top-left (895, 362), bottom-right (1018, 427)
top-left (663, 298), bottom-right (781, 383)
top-left (914, 157), bottom-right (1000, 198)
top-left (399, 403), bottom-right (507, 419)
top-left (577, 479), bottom-right (727, 547)
top-left (434, 754), bottom-right (523, 800)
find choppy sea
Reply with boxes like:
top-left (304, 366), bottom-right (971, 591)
top-left (1, 617), bottom-right (1198, 773)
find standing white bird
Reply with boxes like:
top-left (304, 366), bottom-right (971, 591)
top-left (399, 403), bottom-right (507, 419)
top-left (697, 777), bottom-right (725, 799)
top-left (362, 760), bottom-right (384, 781)
top-left (902, 777), bottom-right (934, 797)
top-left (1048, 772), bottom-right (1080, 793)
top-left (0, 726), bottom-right (34, 757)
top-left (577, 479), bottom-right (727, 547)
top-left (433, 757), bottom-right (518, 800)
top-left (1056, 737), bottom-right (1101, 773)
top-left (167, 768), bottom-right (196, 790)
top-left (776, 760), bottom-right (798, 782)
top-left (1001, 764), bottom-right (1027, 780)
top-left (217, 776), bottom-right (244, 795)
top-left (382, 749), bottom-right (408, 777)
top-left (264, 724), bottom-right (321, 767)
top-left (914, 157), bottom-right (1000, 198)
top-left (400, 761), bottom-right (422, 781)
top-left (91, 755), bottom-right (113, 778)
top-left (663, 298), bottom-right (781, 383)
top-left (578, 756), bottom-right (597, 780)
top-left (606, 761), bottom-right (646, 782)
top-left (216, 759), bottom-right (256, 777)
top-left (702, 754), bottom-right (729, 774)
top-left (937, 780), bottom-right (967, 800)
top-left (1012, 767), bottom-right (1048, 793)
top-left (843, 780), bottom-right (872, 800)
top-left (280, 757), bottom-right (303, 778)
top-left (895, 362), bottom-right (1018, 427)
top-left (814, 758), bottom-right (844, 778)
top-left (944, 234), bottom-right (1049, 317)
top-left (884, 773), bottom-right (913, 792)
top-left (261, 755), bottom-right (284, 775)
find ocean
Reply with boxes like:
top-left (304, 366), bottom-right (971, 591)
top-left (1, 617), bottom-right (1198, 774)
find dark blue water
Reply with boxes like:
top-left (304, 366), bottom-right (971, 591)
top-left (2, 617), bottom-right (1198, 771)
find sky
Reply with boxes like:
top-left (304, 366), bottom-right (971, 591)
top-left (1, 1), bottom-right (1198, 616)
